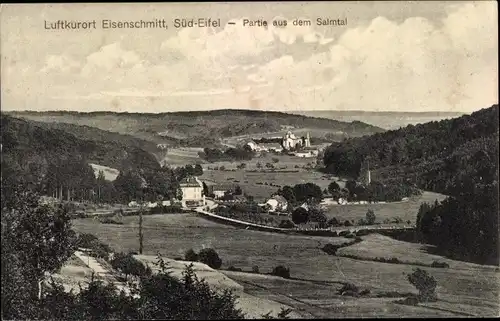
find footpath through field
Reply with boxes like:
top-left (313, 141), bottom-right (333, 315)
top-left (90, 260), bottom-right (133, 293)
top-left (74, 250), bottom-right (134, 296)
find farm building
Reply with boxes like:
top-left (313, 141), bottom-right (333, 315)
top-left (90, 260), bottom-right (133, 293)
top-left (203, 181), bottom-right (238, 200)
top-left (244, 140), bottom-right (269, 152)
top-left (264, 195), bottom-right (288, 212)
top-left (261, 143), bottom-right (283, 153)
top-left (179, 176), bottom-right (205, 208)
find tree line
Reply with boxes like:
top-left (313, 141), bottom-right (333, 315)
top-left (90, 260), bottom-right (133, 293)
top-left (198, 147), bottom-right (255, 162)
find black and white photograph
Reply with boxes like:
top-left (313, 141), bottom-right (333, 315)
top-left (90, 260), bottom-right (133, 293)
top-left (1, 1), bottom-right (498, 319)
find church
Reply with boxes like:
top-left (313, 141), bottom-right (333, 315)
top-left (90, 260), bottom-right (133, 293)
top-left (282, 131), bottom-right (311, 150)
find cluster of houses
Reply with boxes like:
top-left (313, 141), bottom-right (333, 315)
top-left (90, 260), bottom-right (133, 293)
top-left (243, 131), bottom-right (319, 158)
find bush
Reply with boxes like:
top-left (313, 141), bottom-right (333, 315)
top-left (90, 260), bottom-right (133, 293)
top-left (321, 243), bottom-right (340, 255)
top-left (76, 233), bottom-right (112, 259)
top-left (110, 252), bottom-right (151, 280)
top-left (271, 265), bottom-right (290, 279)
top-left (430, 261), bottom-right (449, 268)
top-left (198, 248), bottom-right (222, 269)
top-left (291, 207), bottom-right (309, 225)
top-left (327, 217), bottom-right (340, 227)
top-left (392, 217), bottom-right (404, 224)
top-left (407, 268), bottom-right (438, 302)
top-left (365, 209), bottom-right (376, 225)
top-left (278, 219), bottom-right (295, 228)
top-left (252, 265), bottom-right (260, 273)
top-left (343, 220), bottom-right (352, 227)
top-left (338, 283), bottom-right (360, 296)
top-left (184, 249), bottom-right (199, 262)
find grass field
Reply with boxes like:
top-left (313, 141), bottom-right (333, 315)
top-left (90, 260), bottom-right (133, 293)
top-left (201, 168), bottom-right (340, 201)
top-left (71, 212), bottom-right (499, 318)
top-left (324, 192), bottom-right (447, 224)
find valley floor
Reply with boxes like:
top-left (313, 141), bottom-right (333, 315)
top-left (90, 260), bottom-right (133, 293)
top-left (71, 213), bottom-right (500, 318)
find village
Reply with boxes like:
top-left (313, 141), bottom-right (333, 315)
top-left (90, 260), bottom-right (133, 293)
top-left (118, 129), bottom-right (420, 237)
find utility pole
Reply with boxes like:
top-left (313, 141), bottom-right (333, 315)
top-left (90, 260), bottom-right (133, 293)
top-left (139, 203), bottom-right (144, 255)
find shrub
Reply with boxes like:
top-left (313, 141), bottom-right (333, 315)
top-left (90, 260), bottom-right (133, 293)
top-left (327, 217), bottom-right (340, 227)
top-left (271, 265), bottom-right (290, 279)
top-left (252, 265), bottom-right (260, 273)
top-left (184, 249), bottom-right (199, 262)
top-left (365, 209), bottom-right (376, 225)
top-left (338, 283), bottom-right (360, 296)
top-left (110, 252), bottom-right (151, 280)
top-left (343, 220), bottom-right (352, 227)
top-left (407, 268), bottom-right (438, 302)
top-left (227, 266), bottom-right (242, 272)
top-left (76, 233), bottom-right (112, 259)
top-left (430, 261), bottom-right (449, 268)
top-left (291, 207), bottom-right (309, 225)
top-left (278, 219), bottom-right (295, 228)
top-left (198, 248), bottom-right (222, 269)
top-left (322, 243), bottom-right (340, 255)
top-left (392, 217), bottom-right (404, 224)
top-left (359, 289), bottom-right (371, 296)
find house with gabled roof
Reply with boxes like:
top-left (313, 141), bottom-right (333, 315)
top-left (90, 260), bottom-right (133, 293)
top-left (179, 176), bottom-right (205, 208)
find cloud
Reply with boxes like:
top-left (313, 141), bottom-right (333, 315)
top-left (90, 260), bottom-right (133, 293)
top-left (248, 1), bottom-right (498, 111)
top-left (2, 2), bottom-right (497, 113)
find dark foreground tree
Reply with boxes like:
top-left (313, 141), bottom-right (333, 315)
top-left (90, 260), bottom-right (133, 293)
top-left (41, 257), bottom-right (245, 320)
top-left (1, 187), bottom-right (77, 320)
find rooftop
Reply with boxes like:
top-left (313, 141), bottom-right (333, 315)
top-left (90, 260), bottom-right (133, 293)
top-left (179, 176), bottom-right (202, 188)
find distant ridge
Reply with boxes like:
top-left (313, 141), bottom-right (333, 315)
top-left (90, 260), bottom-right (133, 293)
top-left (7, 109), bottom-right (385, 146)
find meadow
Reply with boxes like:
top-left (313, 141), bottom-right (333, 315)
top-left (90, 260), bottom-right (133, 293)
top-left (201, 167), bottom-right (340, 201)
top-left (71, 212), bottom-right (499, 318)
top-left (323, 192), bottom-right (447, 224)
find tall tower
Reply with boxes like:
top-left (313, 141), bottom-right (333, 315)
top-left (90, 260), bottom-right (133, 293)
top-left (305, 132), bottom-right (311, 148)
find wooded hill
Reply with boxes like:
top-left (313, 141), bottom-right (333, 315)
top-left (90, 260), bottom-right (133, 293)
top-left (323, 104), bottom-right (499, 264)
top-left (7, 109), bottom-right (385, 148)
top-left (323, 104), bottom-right (499, 196)
top-left (1, 114), bottom-right (160, 179)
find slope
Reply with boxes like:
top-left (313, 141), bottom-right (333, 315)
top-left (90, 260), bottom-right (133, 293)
top-left (322, 104), bottom-right (499, 196)
top-left (7, 109), bottom-right (385, 147)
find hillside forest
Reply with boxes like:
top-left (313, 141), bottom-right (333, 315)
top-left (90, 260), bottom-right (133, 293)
top-left (323, 105), bottom-right (499, 265)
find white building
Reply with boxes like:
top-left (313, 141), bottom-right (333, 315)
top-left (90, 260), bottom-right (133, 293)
top-left (179, 176), bottom-right (205, 208)
top-left (264, 195), bottom-right (288, 212)
top-left (282, 131), bottom-right (311, 150)
top-left (245, 140), bottom-right (269, 152)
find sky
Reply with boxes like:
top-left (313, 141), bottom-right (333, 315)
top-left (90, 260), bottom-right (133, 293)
top-left (1, 1), bottom-right (498, 113)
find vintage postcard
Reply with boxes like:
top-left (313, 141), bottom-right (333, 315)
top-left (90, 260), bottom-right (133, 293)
top-left (1, 1), bottom-right (498, 319)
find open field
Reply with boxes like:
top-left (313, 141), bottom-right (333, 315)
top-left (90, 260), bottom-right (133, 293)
top-left (71, 212), bottom-right (499, 317)
top-left (72, 213), bottom-right (351, 272)
top-left (160, 147), bottom-right (206, 165)
top-left (336, 233), bottom-right (499, 271)
top-left (324, 192), bottom-right (447, 224)
top-left (89, 163), bottom-right (120, 181)
top-left (201, 168), bottom-right (340, 201)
